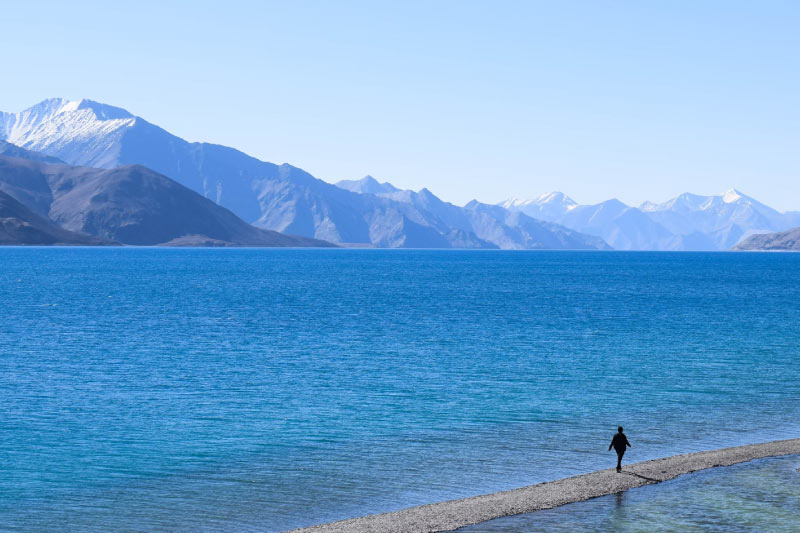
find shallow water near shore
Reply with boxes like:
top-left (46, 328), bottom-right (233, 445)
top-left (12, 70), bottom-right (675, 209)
top-left (457, 455), bottom-right (800, 532)
top-left (1, 249), bottom-right (799, 531)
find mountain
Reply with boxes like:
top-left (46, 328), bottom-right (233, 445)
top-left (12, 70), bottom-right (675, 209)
top-left (502, 196), bottom-right (682, 251)
top-left (335, 175), bottom-right (400, 195)
top-left (733, 227), bottom-right (800, 251)
top-left (559, 199), bottom-right (684, 251)
top-left (501, 190), bottom-right (800, 251)
top-left (639, 189), bottom-right (798, 249)
top-left (0, 188), bottom-right (111, 245)
top-left (255, 173), bottom-right (495, 247)
top-left (333, 178), bottom-right (608, 249)
top-left (0, 153), bottom-right (333, 247)
top-left (463, 201), bottom-right (611, 250)
top-left (499, 192), bottom-right (578, 221)
top-left (0, 99), bottom-right (609, 250)
top-left (14, 98), bottom-right (793, 251)
top-left (0, 98), bottom-right (302, 223)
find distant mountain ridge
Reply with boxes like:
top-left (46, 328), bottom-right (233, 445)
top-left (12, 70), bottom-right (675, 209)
top-left (0, 149), bottom-right (333, 247)
top-left (0, 99), bottom-right (610, 250)
top-left (333, 176), bottom-right (609, 250)
top-left (336, 175), bottom-right (400, 195)
top-left (4, 98), bottom-right (797, 250)
top-left (501, 189), bottom-right (800, 251)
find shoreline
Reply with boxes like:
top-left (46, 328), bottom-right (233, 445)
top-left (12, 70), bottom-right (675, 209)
top-left (290, 438), bottom-right (800, 533)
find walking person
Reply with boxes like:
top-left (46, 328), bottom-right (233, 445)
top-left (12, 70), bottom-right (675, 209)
top-left (609, 426), bottom-right (631, 472)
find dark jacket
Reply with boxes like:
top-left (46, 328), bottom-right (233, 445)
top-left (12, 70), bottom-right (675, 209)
top-left (610, 433), bottom-right (631, 453)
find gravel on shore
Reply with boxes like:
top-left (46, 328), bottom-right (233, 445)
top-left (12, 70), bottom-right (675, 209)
top-left (289, 438), bottom-right (800, 533)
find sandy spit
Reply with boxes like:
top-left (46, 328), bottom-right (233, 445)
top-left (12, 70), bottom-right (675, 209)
top-left (289, 438), bottom-right (800, 533)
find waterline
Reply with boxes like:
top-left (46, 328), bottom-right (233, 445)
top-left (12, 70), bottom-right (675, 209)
top-left (293, 439), bottom-right (800, 533)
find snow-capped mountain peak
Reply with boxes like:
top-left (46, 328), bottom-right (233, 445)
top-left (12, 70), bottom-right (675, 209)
top-left (722, 188), bottom-right (744, 204)
top-left (498, 197), bottom-right (527, 209)
top-left (499, 191), bottom-right (578, 220)
top-left (0, 98), bottom-right (137, 168)
top-left (640, 192), bottom-right (710, 212)
top-left (640, 189), bottom-right (757, 213)
top-left (2, 97), bottom-right (798, 252)
top-left (60, 99), bottom-right (134, 120)
top-left (536, 191), bottom-right (577, 208)
top-left (500, 191), bottom-right (577, 210)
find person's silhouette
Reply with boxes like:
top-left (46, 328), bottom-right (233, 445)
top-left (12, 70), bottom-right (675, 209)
top-left (608, 426), bottom-right (631, 472)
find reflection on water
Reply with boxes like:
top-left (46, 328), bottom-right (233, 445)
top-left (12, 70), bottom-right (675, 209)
top-left (458, 455), bottom-right (800, 532)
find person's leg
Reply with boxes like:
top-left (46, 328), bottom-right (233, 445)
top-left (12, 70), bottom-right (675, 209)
top-left (616, 450), bottom-right (624, 471)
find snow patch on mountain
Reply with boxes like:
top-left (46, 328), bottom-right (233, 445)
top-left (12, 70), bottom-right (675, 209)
top-left (4, 98), bottom-right (796, 251)
top-left (0, 98), bottom-right (136, 168)
top-left (501, 191), bottom-right (577, 210)
top-left (502, 188), bottom-right (799, 250)
top-left (723, 188), bottom-right (744, 203)
top-left (499, 191), bottom-right (579, 222)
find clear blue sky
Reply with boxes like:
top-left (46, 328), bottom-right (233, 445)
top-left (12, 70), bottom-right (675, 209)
top-left (3, 1), bottom-right (799, 210)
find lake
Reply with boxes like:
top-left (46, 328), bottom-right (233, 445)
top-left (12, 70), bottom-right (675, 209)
top-left (1, 248), bottom-right (798, 531)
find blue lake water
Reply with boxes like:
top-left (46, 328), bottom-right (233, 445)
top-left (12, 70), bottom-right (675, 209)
top-left (1, 249), bottom-right (798, 531)
top-left (458, 455), bottom-right (800, 532)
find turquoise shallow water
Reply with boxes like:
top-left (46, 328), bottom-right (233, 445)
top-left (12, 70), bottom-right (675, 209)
top-left (458, 455), bottom-right (800, 532)
top-left (1, 249), bottom-right (799, 531)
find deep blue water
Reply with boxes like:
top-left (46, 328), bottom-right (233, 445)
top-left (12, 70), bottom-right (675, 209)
top-left (1, 249), bottom-right (798, 532)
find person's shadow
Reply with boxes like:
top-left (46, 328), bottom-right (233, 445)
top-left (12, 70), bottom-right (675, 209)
top-left (621, 471), bottom-right (660, 483)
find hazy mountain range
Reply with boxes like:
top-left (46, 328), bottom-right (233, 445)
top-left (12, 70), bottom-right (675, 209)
top-left (333, 176), bottom-right (609, 249)
top-left (0, 99), bottom-right (608, 250)
top-left (500, 190), bottom-right (800, 251)
top-left (1, 98), bottom-right (798, 250)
